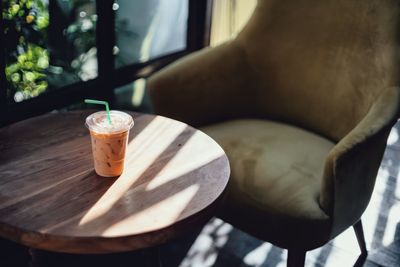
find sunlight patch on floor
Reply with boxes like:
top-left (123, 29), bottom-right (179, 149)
top-left (179, 219), bottom-right (233, 267)
top-left (243, 243), bottom-right (273, 266)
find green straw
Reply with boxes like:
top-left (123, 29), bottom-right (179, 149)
top-left (84, 99), bottom-right (112, 125)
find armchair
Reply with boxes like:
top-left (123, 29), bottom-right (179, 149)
top-left (148, 1), bottom-right (400, 266)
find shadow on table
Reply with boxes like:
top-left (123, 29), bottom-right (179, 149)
top-left (10, 113), bottom-right (227, 266)
top-left (0, 113), bottom-right (157, 266)
top-left (71, 124), bottom-right (198, 235)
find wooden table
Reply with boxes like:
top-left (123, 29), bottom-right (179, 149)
top-left (0, 110), bottom-right (230, 264)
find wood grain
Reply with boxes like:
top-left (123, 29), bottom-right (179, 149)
top-left (0, 110), bottom-right (230, 254)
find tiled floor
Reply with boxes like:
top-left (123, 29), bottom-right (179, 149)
top-left (161, 121), bottom-right (400, 267)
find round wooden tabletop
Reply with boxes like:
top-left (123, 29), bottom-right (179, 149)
top-left (0, 110), bottom-right (230, 254)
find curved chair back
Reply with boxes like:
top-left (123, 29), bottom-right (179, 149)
top-left (236, 0), bottom-right (400, 141)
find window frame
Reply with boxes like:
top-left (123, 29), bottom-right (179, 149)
top-left (0, 0), bottom-right (213, 126)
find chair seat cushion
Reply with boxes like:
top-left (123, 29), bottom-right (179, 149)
top-left (201, 119), bottom-right (335, 249)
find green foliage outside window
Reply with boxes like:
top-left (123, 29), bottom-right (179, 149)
top-left (3, 0), bottom-right (49, 102)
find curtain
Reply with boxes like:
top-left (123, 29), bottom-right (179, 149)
top-left (210, 0), bottom-right (257, 46)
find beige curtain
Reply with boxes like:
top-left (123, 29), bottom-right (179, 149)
top-left (210, 0), bottom-right (257, 46)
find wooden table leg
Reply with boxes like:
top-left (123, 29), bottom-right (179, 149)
top-left (30, 247), bottom-right (162, 267)
top-left (0, 237), bottom-right (30, 267)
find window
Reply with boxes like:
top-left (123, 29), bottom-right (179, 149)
top-left (3, 0), bottom-right (97, 103)
top-left (1, 0), bottom-right (211, 126)
top-left (115, 0), bottom-right (188, 67)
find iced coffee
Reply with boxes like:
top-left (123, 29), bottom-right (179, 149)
top-left (85, 111), bottom-right (134, 177)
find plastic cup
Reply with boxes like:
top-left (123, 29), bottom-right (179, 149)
top-left (85, 111), bottom-right (134, 177)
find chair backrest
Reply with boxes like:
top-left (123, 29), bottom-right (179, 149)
top-left (235, 0), bottom-right (400, 141)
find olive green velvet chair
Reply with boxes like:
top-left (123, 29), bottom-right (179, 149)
top-left (147, 0), bottom-right (400, 266)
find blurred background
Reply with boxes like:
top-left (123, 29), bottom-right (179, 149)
top-left (0, 0), bottom-right (257, 125)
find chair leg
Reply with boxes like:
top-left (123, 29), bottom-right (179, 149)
top-left (287, 249), bottom-right (306, 267)
top-left (353, 219), bottom-right (368, 255)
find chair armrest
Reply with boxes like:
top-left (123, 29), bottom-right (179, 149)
top-left (148, 41), bottom-right (258, 126)
top-left (320, 86), bottom-right (400, 238)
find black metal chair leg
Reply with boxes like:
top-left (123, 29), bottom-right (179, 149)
top-left (287, 249), bottom-right (306, 267)
top-left (353, 219), bottom-right (368, 255)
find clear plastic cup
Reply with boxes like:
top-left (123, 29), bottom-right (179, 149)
top-left (85, 111), bottom-right (134, 177)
